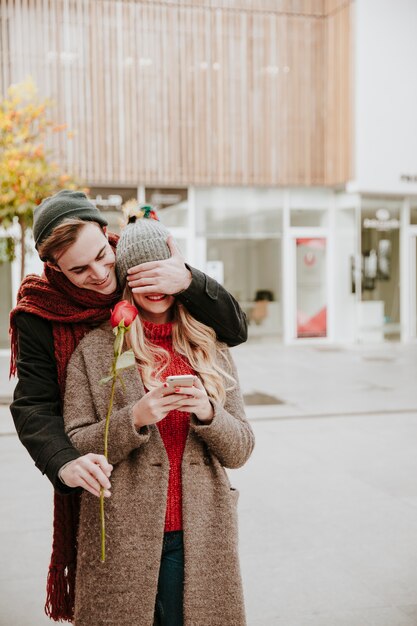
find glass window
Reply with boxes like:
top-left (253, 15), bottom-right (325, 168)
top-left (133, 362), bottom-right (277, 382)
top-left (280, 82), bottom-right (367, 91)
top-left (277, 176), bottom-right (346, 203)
top-left (207, 238), bottom-right (281, 337)
top-left (289, 188), bottom-right (331, 228)
top-left (202, 206), bottom-right (282, 236)
top-left (198, 188), bottom-right (283, 337)
top-left (146, 188), bottom-right (188, 228)
top-left (89, 187), bottom-right (137, 235)
top-left (290, 209), bottom-right (328, 227)
top-left (195, 188), bottom-right (283, 237)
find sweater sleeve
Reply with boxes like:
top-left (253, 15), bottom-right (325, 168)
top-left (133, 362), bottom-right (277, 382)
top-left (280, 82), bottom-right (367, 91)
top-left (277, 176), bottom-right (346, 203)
top-left (190, 349), bottom-right (254, 469)
top-left (64, 350), bottom-right (151, 466)
top-left (10, 313), bottom-right (80, 494)
top-left (177, 265), bottom-right (248, 347)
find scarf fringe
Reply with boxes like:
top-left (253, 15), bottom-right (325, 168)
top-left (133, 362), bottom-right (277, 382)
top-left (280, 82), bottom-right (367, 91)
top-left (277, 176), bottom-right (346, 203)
top-left (9, 324), bottom-right (17, 378)
top-left (44, 564), bottom-right (76, 622)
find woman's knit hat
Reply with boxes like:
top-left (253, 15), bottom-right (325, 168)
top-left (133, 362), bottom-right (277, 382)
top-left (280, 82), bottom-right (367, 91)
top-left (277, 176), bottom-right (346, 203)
top-left (116, 204), bottom-right (171, 285)
top-left (33, 190), bottom-right (108, 250)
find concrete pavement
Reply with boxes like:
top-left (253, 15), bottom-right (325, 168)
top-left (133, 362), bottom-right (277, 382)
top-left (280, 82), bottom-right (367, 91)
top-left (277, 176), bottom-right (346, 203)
top-left (1, 340), bottom-right (417, 625)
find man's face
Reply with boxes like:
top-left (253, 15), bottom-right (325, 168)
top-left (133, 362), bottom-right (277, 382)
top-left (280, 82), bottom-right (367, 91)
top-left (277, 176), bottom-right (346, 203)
top-left (54, 222), bottom-right (118, 295)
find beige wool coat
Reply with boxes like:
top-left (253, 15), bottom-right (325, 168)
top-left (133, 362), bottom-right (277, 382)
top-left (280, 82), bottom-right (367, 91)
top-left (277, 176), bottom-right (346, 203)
top-left (63, 322), bottom-right (255, 626)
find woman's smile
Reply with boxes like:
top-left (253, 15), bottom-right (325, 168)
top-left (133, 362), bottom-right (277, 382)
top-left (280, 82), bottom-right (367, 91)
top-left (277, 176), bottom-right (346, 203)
top-left (132, 291), bottom-right (175, 323)
top-left (146, 294), bottom-right (167, 302)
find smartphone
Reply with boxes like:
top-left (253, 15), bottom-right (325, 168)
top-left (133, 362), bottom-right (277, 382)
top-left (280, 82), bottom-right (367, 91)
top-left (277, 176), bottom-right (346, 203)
top-left (165, 375), bottom-right (195, 388)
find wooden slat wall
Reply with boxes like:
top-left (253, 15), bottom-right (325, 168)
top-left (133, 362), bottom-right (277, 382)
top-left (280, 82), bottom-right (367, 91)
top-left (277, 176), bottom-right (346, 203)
top-left (137, 1), bottom-right (325, 15)
top-left (0, 0), bottom-right (352, 187)
top-left (324, 0), bottom-right (349, 16)
top-left (324, 0), bottom-right (352, 185)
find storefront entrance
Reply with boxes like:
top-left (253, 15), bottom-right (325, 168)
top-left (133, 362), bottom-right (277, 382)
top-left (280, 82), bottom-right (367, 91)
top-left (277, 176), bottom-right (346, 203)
top-left (360, 198), bottom-right (401, 341)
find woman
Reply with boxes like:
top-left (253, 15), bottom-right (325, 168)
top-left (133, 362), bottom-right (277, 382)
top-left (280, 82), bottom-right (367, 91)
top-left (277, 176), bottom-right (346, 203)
top-left (9, 189), bottom-right (249, 621)
top-left (63, 209), bottom-right (255, 626)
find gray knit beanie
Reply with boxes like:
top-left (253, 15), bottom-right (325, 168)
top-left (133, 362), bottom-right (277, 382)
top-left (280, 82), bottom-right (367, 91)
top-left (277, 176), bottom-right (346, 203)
top-left (33, 190), bottom-right (108, 250)
top-left (116, 206), bottom-right (171, 286)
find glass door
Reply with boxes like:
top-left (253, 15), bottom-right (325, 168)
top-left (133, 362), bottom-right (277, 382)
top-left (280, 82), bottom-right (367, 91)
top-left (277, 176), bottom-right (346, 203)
top-left (295, 237), bottom-right (328, 338)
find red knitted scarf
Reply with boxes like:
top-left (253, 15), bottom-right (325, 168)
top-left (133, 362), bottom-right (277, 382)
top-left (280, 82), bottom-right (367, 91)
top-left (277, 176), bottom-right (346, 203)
top-left (9, 233), bottom-right (120, 622)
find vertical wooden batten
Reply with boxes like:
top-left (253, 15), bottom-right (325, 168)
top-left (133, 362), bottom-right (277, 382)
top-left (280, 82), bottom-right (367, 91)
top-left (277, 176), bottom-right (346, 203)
top-left (324, 0), bottom-right (352, 185)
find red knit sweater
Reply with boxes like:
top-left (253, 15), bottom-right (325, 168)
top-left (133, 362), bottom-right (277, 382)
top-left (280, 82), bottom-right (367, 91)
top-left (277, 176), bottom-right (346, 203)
top-left (142, 320), bottom-right (193, 532)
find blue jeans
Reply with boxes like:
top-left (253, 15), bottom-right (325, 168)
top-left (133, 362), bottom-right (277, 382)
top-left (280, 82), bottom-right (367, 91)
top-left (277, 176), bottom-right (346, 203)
top-left (154, 531), bottom-right (184, 626)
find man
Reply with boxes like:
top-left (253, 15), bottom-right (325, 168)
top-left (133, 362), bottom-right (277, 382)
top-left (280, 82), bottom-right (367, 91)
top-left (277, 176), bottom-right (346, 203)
top-left (10, 190), bottom-right (247, 499)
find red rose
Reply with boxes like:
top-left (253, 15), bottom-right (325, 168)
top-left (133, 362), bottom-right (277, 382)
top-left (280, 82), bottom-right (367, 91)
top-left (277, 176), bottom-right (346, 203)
top-left (101, 298), bottom-right (138, 561)
top-left (110, 300), bottom-right (138, 328)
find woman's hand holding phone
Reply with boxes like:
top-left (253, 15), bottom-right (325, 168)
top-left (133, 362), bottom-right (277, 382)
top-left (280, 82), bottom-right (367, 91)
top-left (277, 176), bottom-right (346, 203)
top-left (132, 376), bottom-right (213, 428)
top-left (171, 376), bottom-right (214, 424)
top-left (132, 384), bottom-right (191, 428)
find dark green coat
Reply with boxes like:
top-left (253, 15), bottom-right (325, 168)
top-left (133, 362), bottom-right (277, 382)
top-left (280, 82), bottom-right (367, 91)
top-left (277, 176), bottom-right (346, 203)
top-left (10, 266), bottom-right (248, 492)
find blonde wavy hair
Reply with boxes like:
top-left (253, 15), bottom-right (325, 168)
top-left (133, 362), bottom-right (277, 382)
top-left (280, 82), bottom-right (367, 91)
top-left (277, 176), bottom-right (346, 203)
top-left (122, 286), bottom-right (236, 405)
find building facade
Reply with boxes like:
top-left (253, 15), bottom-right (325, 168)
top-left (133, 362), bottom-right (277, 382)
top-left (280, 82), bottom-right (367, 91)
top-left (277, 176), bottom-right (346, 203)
top-left (1, 0), bottom-right (416, 346)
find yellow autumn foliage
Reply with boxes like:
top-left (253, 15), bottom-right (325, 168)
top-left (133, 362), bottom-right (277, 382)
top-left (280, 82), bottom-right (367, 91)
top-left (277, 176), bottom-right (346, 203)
top-left (0, 77), bottom-right (80, 276)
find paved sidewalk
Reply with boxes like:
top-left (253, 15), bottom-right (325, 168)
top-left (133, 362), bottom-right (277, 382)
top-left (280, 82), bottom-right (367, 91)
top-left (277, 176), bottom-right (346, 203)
top-left (234, 339), bottom-right (417, 420)
top-left (2, 340), bottom-right (417, 420)
top-left (0, 350), bottom-right (15, 405)
top-left (1, 341), bottom-right (417, 625)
